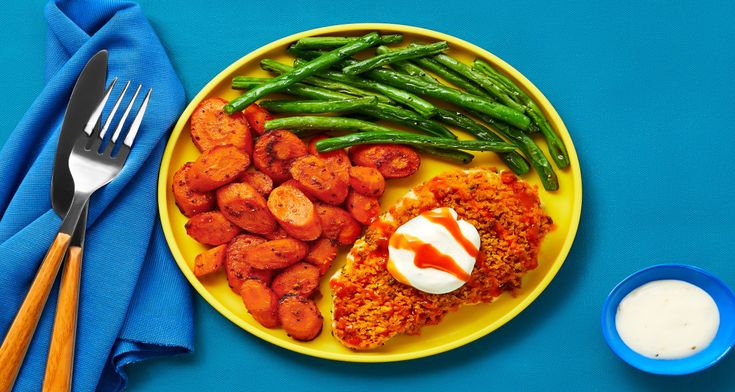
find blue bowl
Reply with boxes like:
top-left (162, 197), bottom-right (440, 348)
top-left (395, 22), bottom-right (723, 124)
top-left (601, 264), bottom-right (735, 375)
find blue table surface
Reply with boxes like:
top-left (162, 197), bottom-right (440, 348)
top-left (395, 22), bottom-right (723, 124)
top-left (2, 1), bottom-right (734, 391)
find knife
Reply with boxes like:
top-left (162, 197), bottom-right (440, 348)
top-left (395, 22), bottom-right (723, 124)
top-left (44, 50), bottom-right (107, 391)
top-left (0, 51), bottom-right (108, 392)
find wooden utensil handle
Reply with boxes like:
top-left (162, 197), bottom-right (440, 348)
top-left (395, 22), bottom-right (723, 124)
top-left (42, 245), bottom-right (82, 392)
top-left (0, 233), bottom-right (71, 392)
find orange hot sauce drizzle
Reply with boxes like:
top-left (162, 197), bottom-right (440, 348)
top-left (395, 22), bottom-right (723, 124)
top-left (423, 208), bottom-right (479, 257)
top-left (389, 233), bottom-right (472, 282)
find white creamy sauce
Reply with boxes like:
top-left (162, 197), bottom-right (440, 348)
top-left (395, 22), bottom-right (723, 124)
top-left (615, 279), bottom-right (720, 359)
top-left (386, 207), bottom-right (480, 294)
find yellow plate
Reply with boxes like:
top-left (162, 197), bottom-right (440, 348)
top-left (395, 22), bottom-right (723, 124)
top-left (157, 23), bottom-right (582, 362)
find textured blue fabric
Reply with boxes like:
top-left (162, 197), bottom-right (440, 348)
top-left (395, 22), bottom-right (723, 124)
top-left (0, 1), bottom-right (193, 391)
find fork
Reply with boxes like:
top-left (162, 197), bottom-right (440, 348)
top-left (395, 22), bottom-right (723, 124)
top-left (0, 78), bottom-right (152, 391)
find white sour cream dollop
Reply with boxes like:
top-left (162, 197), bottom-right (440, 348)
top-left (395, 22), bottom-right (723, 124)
top-left (386, 207), bottom-right (480, 294)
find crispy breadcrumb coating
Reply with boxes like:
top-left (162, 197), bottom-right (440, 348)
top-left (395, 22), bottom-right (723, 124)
top-left (330, 168), bottom-right (553, 350)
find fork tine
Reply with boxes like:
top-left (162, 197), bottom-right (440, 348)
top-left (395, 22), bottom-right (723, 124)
top-left (99, 80), bottom-right (130, 139)
top-left (110, 84), bottom-right (141, 144)
top-left (83, 77), bottom-right (118, 136)
top-left (121, 88), bottom-right (152, 147)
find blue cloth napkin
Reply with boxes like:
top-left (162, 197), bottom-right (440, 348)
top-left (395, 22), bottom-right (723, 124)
top-left (0, 1), bottom-right (193, 390)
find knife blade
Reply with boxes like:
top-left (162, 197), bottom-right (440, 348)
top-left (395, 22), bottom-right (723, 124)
top-left (43, 50), bottom-right (107, 391)
top-left (51, 50), bottom-right (107, 217)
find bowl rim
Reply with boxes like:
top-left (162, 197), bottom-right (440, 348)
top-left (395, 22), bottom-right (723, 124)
top-left (601, 263), bottom-right (735, 375)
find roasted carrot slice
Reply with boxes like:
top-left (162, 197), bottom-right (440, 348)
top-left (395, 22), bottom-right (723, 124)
top-left (193, 245), bottom-right (226, 277)
top-left (226, 234), bottom-right (271, 293)
top-left (304, 238), bottom-right (337, 276)
top-left (308, 135), bottom-right (351, 172)
top-left (263, 225), bottom-right (291, 240)
top-left (187, 145), bottom-right (250, 192)
top-left (185, 211), bottom-right (241, 246)
top-left (315, 203), bottom-right (362, 245)
top-left (243, 238), bottom-right (309, 270)
top-left (345, 190), bottom-right (381, 225)
top-left (289, 155), bottom-right (349, 205)
top-left (348, 166), bottom-right (385, 197)
top-left (348, 144), bottom-right (420, 178)
top-left (282, 179), bottom-right (316, 202)
top-left (172, 162), bottom-right (215, 217)
top-left (252, 130), bottom-right (308, 183)
top-left (243, 103), bottom-right (272, 136)
top-left (240, 170), bottom-right (273, 196)
top-left (267, 183), bottom-right (322, 241)
top-left (216, 182), bottom-right (276, 235)
top-left (271, 262), bottom-right (320, 298)
top-left (190, 97), bottom-right (253, 154)
top-left (278, 295), bottom-right (323, 341)
top-left (247, 268), bottom-right (274, 284)
top-left (240, 279), bottom-right (280, 328)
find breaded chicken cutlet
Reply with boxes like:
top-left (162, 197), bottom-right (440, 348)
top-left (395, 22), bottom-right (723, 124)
top-left (329, 168), bottom-right (553, 350)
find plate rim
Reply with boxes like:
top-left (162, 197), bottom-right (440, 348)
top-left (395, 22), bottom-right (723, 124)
top-left (157, 22), bottom-right (583, 362)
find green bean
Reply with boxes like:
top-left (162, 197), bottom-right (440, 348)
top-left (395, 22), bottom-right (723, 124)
top-left (470, 110), bottom-right (558, 191)
top-left (278, 58), bottom-right (437, 118)
top-left (466, 66), bottom-right (516, 99)
top-left (470, 59), bottom-right (518, 96)
top-left (431, 108), bottom-right (496, 143)
top-left (264, 117), bottom-right (514, 152)
top-left (284, 128), bottom-right (324, 138)
top-left (376, 46), bottom-right (439, 83)
top-left (413, 146), bottom-right (474, 164)
top-left (433, 108), bottom-right (530, 175)
top-left (231, 76), bottom-right (271, 86)
top-left (521, 107), bottom-right (569, 168)
top-left (342, 42), bottom-right (449, 75)
top-left (263, 115), bottom-right (401, 134)
top-left (259, 59), bottom-right (392, 104)
top-left (364, 68), bottom-right (531, 130)
top-left (231, 77), bottom-right (454, 138)
top-left (382, 60), bottom-right (528, 174)
top-left (310, 130), bottom-right (516, 153)
top-left (258, 97), bottom-right (377, 113)
top-left (433, 53), bottom-right (525, 113)
top-left (286, 47), bottom-right (324, 60)
top-left (289, 130), bottom-right (474, 163)
top-left (460, 61), bottom-right (539, 134)
top-left (224, 32), bottom-right (380, 113)
top-left (473, 59), bottom-right (570, 168)
top-left (291, 34), bottom-right (403, 50)
top-left (362, 102), bottom-right (454, 138)
top-left (317, 70), bottom-right (438, 117)
top-left (290, 57), bottom-right (313, 68)
top-left (411, 56), bottom-right (489, 97)
top-left (470, 60), bottom-right (533, 107)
